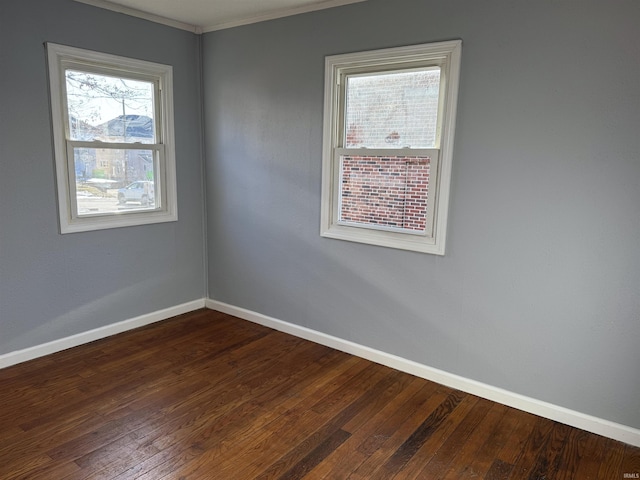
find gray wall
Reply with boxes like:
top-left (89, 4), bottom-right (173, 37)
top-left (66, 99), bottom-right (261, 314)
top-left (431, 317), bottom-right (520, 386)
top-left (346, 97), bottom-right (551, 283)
top-left (203, 0), bottom-right (640, 428)
top-left (1, 0), bottom-right (637, 431)
top-left (0, 0), bottom-right (205, 353)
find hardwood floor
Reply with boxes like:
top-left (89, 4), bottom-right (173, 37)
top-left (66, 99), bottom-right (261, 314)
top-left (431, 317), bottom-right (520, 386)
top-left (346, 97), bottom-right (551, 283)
top-left (0, 309), bottom-right (638, 479)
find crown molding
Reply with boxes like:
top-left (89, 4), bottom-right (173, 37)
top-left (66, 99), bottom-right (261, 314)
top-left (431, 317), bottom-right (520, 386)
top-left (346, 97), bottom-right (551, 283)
top-left (200, 0), bottom-right (367, 32)
top-left (73, 0), bottom-right (202, 33)
top-left (74, 0), bottom-right (367, 34)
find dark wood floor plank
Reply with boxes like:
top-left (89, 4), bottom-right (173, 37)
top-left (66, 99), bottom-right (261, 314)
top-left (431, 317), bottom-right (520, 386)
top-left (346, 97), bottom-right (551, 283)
top-left (252, 367), bottom-right (404, 480)
top-left (493, 409), bottom-right (539, 466)
top-left (2, 316), bottom-right (278, 480)
top-left (16, 459), bottom-right (83, 480)
top-left (440, 402), bottom-right (510, 479)
top-left (597, 438), bottom-right (626, 479)
top-left (485, 459), bottom-right (515, 480)
top-left (169, 342), bottom-right (338, 470)
top-left (506, 416), bottom-right (556, 479)
top-left (310, 376), bottom-right (434, 478)
top-left (620, 443), bottom-right (640, 480)
top-left (3, 314), bottom-right (267, 436)
top-left (114, 351), bottom-right (356, 478)
top-left (367, 391), bottom-right (479, 480)
top-left (482, 409), bottom-right (539, 480)
top-left (524, 421), bottom-right (573, 480)
top-left (555, 428), bottom-right (594, 480)
top-left (277, 428), bottom-right (351, 480)
top-left (450, 404), bottom-right (520, 479)
top-left (183, 355), bottom-right (366, 480)
top-left (48, 380), bottom-right (209, 465)
top-left (407, 397), bottom-right (494, 479)
top-left (0, 309), bottom-right (637, 480)
top-left (355, 379), bottom-right (441, 457)
top-left (378, 389), bottom-right (468, 476)
top-left (372, 390), bottom-right (471, 479)
top-left (293, 370), bottom-right (419, 478)
top-left (0, 409), bottom-right (125, 468)
top-left (221, 358), bottom-right (374, 478)
top-left (0, 309), bottom-right (213, 392)
top-left (342, 370), bottom-right (417, 434)
top-left (558, 430), bottom-right (608, 480)
top-left (0, 453), bottom-right (53, 480)
top-left (108, 339), bottom-right (335, 479)
top-left (345, 385), bottom-right (454, 479)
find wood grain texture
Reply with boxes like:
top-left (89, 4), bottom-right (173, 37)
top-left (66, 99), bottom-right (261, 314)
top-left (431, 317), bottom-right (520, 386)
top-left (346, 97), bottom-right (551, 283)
top-left (0, 309), bottom-right (638, 479)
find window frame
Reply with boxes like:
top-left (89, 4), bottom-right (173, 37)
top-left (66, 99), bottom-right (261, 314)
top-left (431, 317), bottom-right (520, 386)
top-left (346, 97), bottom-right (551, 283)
top-left (320, 40), bottom-right (462, 255)
top-left (46, 43), bottom-right (178, 233)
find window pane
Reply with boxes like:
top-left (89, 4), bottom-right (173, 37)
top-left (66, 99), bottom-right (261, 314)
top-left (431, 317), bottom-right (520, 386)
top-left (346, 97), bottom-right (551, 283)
top-left (66, 70), bottom-right (155, 143)
top-left (345, 69), bottom-right (440, 149)
top-left (74, 148), bottom-right (157, 216)
top-left (339, 155), bottom-right (431, 233)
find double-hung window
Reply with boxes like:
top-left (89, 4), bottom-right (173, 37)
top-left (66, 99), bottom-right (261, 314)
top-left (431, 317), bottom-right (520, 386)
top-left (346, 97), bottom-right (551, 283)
top-left (46, 43), bottom-right (177, 233)
top-left (320, 41), bottom-right (461, 254)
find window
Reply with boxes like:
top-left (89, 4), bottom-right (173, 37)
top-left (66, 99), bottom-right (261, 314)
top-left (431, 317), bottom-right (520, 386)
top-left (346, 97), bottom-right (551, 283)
top-left (46, 43), bottom-right (177, 233)
top-left (320, 41), bottom-right (461, 254)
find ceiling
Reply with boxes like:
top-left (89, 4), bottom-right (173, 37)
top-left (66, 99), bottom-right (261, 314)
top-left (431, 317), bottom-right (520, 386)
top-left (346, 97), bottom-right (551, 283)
top-left (74, 0), bottom-right (367, 33)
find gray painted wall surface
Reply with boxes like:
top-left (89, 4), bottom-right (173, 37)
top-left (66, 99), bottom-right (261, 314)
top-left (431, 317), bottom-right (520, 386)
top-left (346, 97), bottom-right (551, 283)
top-left (0, 0), bottom-right (205, 353)
top-left (204, 0), bottom-right (640, 428)
top-left (0, 0), bottom-right (637, 432)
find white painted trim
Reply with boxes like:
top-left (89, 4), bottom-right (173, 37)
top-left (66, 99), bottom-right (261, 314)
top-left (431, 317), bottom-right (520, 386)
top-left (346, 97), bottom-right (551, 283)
top-left (73, 0), bottom-right (367, 33)
top-left (205, 298), bottom-right (640, 447)
top-left (201, 0), bottom-right (368, 32)
top-left (46, 43), bottom-right (178, 234)
top-left (3, 297), bottom-right (637, 446)
top-left (320, 40), bottom-right (462, 255)
top-left (72, 0), bottom-right (201, 33)
top-left (0, 299), bottom-right (205, 370)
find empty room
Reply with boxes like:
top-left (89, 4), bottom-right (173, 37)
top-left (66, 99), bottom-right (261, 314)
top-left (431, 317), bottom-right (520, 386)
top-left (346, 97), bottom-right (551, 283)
top-left (1, 0), bottom-right (639, 478)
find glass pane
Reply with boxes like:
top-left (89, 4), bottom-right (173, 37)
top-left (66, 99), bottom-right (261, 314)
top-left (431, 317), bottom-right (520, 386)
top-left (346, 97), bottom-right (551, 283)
top-left (339, 155), bottom-right (430, 233)
top-left (66, 70), bottom-right (155, 143)
top-left (74, 148), bottom-right (157, 216)
top-left (345, 69), bottom-right (440, 148)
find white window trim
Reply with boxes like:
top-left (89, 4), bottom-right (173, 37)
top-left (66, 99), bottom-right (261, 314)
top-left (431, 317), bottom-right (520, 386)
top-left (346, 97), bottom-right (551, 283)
top-left (46, 43), bottom-right (178, 233)
top-left (320, 40), bottom-right (462, 255)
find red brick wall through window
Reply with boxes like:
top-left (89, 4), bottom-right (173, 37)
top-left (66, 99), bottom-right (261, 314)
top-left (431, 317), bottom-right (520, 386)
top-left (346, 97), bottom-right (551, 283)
top-left (339, 155), bottom-right (430, 232)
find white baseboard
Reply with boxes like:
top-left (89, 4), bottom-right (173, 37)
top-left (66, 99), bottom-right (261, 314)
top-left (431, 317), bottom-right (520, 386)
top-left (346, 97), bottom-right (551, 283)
top-left (0, 299), bottom-right (206, 370)
top-left (2, 297), bottom-right (637, 447)
top-left (205, 298), bottom-right (640, 447)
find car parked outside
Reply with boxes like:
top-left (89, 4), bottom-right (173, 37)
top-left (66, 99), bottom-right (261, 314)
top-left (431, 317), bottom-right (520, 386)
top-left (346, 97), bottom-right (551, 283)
top-left (118, 181), bottom-right (155, 206)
